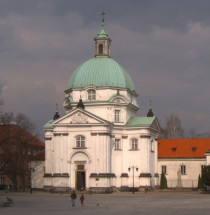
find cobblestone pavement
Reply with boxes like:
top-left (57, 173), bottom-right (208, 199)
top-left (1, 191), bottom-right (210, 215)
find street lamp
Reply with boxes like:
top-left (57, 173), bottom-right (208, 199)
top-left (128, 166), bottom-right (138, 194)
top-left (29, 162), bottom-right (34, 194)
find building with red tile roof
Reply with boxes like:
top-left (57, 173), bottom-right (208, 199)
top-left (0, 124), bottom-right (44, 190)
top-left (158, 138), bottom-right (210, 158)
top-left (158, 138), bottom-right (210, 188)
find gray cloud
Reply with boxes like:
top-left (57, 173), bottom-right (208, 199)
top-left (1, 0), bottom-right (210, 135)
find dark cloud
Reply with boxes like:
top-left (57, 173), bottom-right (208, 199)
top-left (1, 0), bottom-right (210, 135)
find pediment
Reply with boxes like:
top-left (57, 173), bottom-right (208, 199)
top-left (53, 109), bottom-right (109, 125)
top-left (150, 118), bottom-right (161, 132)
top-left (110, 95), bottom-right (128, 104)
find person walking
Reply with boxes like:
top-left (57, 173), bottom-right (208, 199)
top-left (80, 194), bottom-right (85, 206)
top-left (70, 190), bottom-right (77, 207)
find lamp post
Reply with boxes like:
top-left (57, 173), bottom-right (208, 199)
top-left (128, 166), bottom-right (138, 194)
top-left (29, 161), bottom-right (34, 194)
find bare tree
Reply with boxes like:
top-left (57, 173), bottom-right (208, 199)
top-left (162, 113), bottom-right (185, 138)
top-left (0, 112), bottom-right (43, 190)
top-left (188, 128), bottom-right (197, 138)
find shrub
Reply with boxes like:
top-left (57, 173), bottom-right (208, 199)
top-left (160, 173), bottom-right (168, 189)
top-left (202, 165), bottom-right (210, 186)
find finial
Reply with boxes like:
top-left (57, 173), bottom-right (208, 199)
top-left (147, 100), bottom-right (154, 117)
top-left (77, 98), bottom-right (85, 109)
top-left (53, 103), bottom-right (60, 120)
top-left (101, 11), bottom-right (106, 28)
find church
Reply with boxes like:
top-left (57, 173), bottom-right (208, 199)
top-left (43, 20), bottom-right (161, 192)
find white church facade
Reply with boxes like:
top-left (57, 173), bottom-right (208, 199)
top-left (43, 22), bottom-right (161, 192)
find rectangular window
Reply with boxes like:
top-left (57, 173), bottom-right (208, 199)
top-left (114, 110), bottom-right (120, 122)
top-left (181, 165), bottom-right (186, 175)
top-left (161, 165), bottom-right (167, 174)
top-left (88, 89), bottom-right (96, 101)
top-left (131, 139), bottom-right (138, 150)
top-left (192, 147), bottom-right (197, 152)
top-left (76, 136), bottom-right (85, 148)
top-left (172, 147), bottom-right (176, 152)
top-left (115, 139), bottom-right (121, 150)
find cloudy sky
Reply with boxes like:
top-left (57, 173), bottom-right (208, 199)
top-left (1, 0), bottom-right (210, 137)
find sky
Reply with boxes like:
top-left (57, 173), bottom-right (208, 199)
top-left (1, 0), bottom-right (210, 137)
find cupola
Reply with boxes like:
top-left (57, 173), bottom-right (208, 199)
top-left (94, 13), bottom-right (111, 57)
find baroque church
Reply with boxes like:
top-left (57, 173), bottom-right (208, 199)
top-left (43, 20), bottom-right (161, 192)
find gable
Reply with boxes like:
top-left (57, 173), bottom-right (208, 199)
top-left (150, 118), bottom-right (161, 132)
top-left (52, 108), bottom-right (109, 126)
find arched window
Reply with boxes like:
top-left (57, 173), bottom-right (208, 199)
top-left (87, 89), bottom-right (96, 101)
top-left (76, 136), bottom-right (85, 148)
top-left (130, 138), bottom-right (138, 150)
top-left (99, 44), bottom-right (103, 54)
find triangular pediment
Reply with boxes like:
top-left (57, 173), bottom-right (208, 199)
top-left (150, 118), bottom-right (161, 132)
top-left (52, 108), bottom-right (109, 126)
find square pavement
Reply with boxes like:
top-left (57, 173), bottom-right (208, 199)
top-left (1, 190), bottom-right (210, 215)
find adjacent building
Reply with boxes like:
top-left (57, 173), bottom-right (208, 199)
top-left (158, 138), bottom-right (210, 188)
top-left (0, 124), bottom-right (44, 190)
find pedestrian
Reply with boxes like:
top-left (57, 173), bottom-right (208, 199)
top-left (70, 190), bottom-right (77, 207)
top-left (80, 194), bottom-right (85, 206)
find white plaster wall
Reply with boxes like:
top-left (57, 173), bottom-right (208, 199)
top-left (31, 161), bottom-right (44, 189)
top-left (45, 138), bottom-right (53, 173)
top-left (111, 129), bottom-right (158, 188)
top-left (158, 158), bottom-right (206, 188)
top-left (45, 123), bottom-right (112, 189)
top-left (67, 88), bottom-right (139, 124)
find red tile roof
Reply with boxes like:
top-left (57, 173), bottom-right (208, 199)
top-left (158, 138), bottom-right (210, 158)
top-left (0, 124), bottom-right (44, 147)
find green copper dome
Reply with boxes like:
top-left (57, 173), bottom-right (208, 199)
top-left (67, 56), bottom-right (135, 91)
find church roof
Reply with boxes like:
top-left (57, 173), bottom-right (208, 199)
top-left (67, 57), bottom-right (135, 91)
top-left (125, 116), bottom-right (156, 127)
top-left (43, 119), bottom-right (53, 129)
top-left (158, 138), bottom-right (210, 158)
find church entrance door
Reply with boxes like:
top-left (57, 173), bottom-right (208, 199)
top-left (76, 164), bottom-right (86, 190)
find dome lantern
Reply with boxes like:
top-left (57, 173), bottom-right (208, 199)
top-left (94, 12), bottom-right (111, 57)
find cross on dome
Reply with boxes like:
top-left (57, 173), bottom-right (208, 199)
top-left (101, 11), bottom-right (106, 28)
